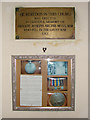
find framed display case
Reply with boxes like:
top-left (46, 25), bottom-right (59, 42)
top-left (12, 55), bottom-right (75, 111)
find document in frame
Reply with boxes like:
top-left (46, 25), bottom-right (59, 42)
top-left (20, 75), bottom-right (42, 106)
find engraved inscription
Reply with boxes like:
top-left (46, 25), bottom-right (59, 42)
top-left (15, 7), bottom-right (75, 39)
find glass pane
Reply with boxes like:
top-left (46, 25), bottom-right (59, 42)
top-left (48, 61), bottom-right (68, 75)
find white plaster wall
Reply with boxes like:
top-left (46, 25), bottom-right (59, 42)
top-left (2, 2), bottom-right (88, 118)
top-left (0, 2), bottom-right (2, 120)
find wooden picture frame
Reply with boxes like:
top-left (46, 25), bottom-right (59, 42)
top-left (12, 55), bottom-right (75, 111)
